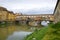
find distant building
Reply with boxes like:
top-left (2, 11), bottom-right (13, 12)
top-left (0, 6), bottom-right (16, 22)
top-left (15, 13), bottom-right (22, 21)
top-left (7, 11), bottom-right (16, 21)
top-left (0, 6), bottom-right (8, 21)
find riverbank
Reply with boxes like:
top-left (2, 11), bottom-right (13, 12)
top-left (0, 21), bottom-right (42, 28)
top-left (25, 27), bottom-right (48, 40)
top-left (25, 22), bottom-right (60, 40)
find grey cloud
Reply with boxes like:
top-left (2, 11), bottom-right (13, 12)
top-left (12, 8), bottom-right (54, 15)
top-left (0, 0), bottom-right (57, 14)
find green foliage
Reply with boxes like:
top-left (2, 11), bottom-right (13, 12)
top-left (25, 27), bottom-right (48, 40)
top-left (41, 22), bottom-right (60, 40)
top-left (25, 22), bottom-right (60, 40)
top-left (51, 22), bottom-right (60, 29)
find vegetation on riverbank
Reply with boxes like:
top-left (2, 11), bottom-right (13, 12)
top-left (25, 27), bottom-right (48, 40)
top-left (25, 22), bottom-right (60, 40)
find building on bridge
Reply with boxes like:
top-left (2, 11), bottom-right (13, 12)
top-left (16, 14), bottom-right (54, 21)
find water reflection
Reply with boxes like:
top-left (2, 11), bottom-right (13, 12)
top-left (0, 24), bottom-right (41, 40)
top-left (7, 31), bottom-right (32, 40)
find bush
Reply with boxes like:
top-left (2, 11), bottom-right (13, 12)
top-left (51, 22), bottom-right (60, 29)
top-left (42, 22), bottom-right (60, 40)
top-left (25, 27), bottom-right (48, 40)
top-left (25, 22), bottom-right (60, 40)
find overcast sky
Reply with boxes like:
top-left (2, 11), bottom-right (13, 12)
top-left (0, 0), bottom-right (57, 15)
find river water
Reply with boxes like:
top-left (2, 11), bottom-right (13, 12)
top-left (7, 31), bottom-right (32, 40)
top-left (0, 24), bottom-right (41, 40)
top-left (0, 21), bottom-right (49, 40)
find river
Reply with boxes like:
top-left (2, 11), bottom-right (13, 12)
top-left (7, 31), bottom-right (32, 40)
top-left (0, 24), bottom-right (41, 40)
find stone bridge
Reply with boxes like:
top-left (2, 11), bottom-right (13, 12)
top-left (16, 14), bottom-right (54, 22)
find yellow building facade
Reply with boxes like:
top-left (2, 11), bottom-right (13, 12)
top-left (0, 7), bottom-right (8, 21)
top-left (0, 7), bottom-right (16, 22)
top-left (7, 11), bottom-right (16, 21)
